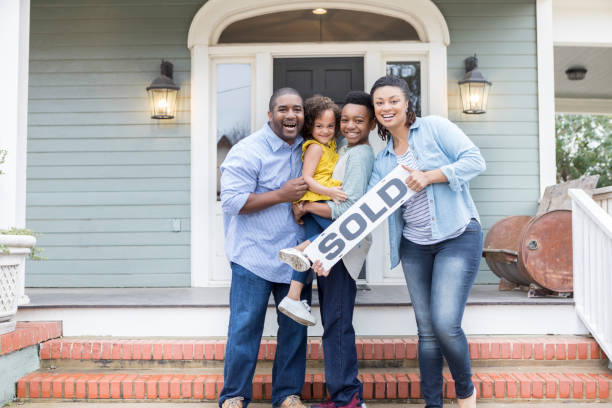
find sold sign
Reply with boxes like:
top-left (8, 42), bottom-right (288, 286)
top-left (303, 165), bottom-right (415, 271)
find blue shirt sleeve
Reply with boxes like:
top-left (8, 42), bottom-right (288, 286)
top-left (220, 143), bottom-right (259, 215)
top-left (432, 116), bottom-right (486, 192)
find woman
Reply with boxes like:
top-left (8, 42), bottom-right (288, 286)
top-left (367, 75), bottom-right (485, 408)
top-left (299, 91), bottom-right (376, 408)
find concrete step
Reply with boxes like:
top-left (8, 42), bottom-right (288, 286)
top-left (39, 336), bottom-right (609, 370)
top-left (16, 369), bottom-right (612, 402)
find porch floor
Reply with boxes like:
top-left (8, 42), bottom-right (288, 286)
top-left (21, 284), bottom-right (573, 309)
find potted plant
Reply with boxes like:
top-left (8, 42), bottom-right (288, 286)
top-left (0, 149), bottom-right (37, 335)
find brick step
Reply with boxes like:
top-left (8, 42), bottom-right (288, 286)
top-left (17, 370), bottom-right (612, 401)
top-left (40, 336), bottom-right (607, 366)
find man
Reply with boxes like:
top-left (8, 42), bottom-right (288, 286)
top-left (219, 88), bottom-right (310, 408)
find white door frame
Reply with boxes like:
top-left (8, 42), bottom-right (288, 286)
top-left (188, 0), bottom-right (450, 287)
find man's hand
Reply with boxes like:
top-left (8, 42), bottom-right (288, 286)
top-left (277, 177), bottom-right (308, 202)
top-left (292, 202), bottom-right (306, 225)
top-left (402, 165), bottom-right (430, 192)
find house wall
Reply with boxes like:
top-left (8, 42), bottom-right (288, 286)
top-left (25, 0), bottom-right (539, 287)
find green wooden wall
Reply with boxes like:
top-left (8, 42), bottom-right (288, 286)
top-left (26, 0), bottom-right (538, 286)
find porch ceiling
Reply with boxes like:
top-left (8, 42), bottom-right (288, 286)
top-left (554, 46), bottom-right (612, 100)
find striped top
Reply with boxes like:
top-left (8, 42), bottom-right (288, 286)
top-left (397, 149), bottom-right (466, 245)
top-left (220, 123), bottom-right (304, 283)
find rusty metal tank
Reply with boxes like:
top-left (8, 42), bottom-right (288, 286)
top-left (483, 215), bottom-right (533, 286)
top-left (518, 210), bottom-right (573, 292)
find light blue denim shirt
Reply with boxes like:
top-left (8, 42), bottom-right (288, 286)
top-left (220, 123), bottom-right (304, 283)
top-left (367, 116), bottom-right (486, 268)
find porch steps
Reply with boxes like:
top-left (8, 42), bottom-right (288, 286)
top-left (38, 336), bottom-right (608, 366)
top-left (15, 370), bottom-right (612, 401)
top-left (14, 336), bottom-right (612, 403)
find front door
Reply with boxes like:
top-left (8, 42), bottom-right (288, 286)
top-left (273, 57), bottom-right (364, 105)
top-left (274, 57), bottom-right (366, 279)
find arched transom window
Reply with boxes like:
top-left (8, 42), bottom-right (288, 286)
top-left (219, 9), bottom-right (421, 43)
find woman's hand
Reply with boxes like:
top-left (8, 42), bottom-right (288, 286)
top-left (327, 187), bottom-right (348, 204)
top-left (292, 202), bottom-right (306, 225)
top-left (312, 260), bottom-right (331, 277)
top-left (402, 165), bottom-right (431, 192)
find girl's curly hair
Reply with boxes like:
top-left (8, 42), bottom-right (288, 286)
top-left (302, 95), bottom-right (341, 140)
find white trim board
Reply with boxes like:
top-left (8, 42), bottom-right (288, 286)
top-left (188, 0), bottom-right (450, 287)
top-left (556, 98), bottom-right (612, 115)
top-left (16, 304), bottom-right (587, 337)
top-left (536, 0), bottom-right (557, 199)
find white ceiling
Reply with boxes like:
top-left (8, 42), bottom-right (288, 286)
top-left (554, 46), bottom-right (612, 99)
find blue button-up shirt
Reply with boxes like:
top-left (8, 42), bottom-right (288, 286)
top-left (220, 123), bottom-right (304, 283)
top-left (367, 116), bottom-right (486, 268)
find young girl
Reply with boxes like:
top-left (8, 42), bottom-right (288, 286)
top-left (277, 95), bottom-right (346, 326)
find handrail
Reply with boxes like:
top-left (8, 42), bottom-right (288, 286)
top-left (568, 188), bottom-right (612, 367)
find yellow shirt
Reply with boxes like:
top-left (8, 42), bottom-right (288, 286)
top-left (298, 139), bottom-right (342, 202)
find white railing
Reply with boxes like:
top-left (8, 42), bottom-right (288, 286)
top-left (593, 186), bottom-right (612, 217)
top-left (569, 188), bottom-right (612, 363)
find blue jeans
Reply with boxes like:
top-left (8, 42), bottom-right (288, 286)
top-left (399, 219), bottom-right (482, 408)
top-left (220, 263), bottom-right (312, 408)
top-left (317, 259), bottom-right (362, 406)
top-left (291, 213), bottom-right (333, 284)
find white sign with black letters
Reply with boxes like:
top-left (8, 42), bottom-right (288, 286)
top-left (303, 165), bottom-right (415, 271)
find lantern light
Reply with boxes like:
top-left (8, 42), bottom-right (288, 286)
top-left (147, 60), bottom-right (180, 119)
top-left (458, 55), bottom-right (492, 114)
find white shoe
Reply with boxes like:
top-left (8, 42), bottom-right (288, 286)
top-left (279, 248), bottom-right (311, 272)
top-left (278, 297), bottom-right (316, 326)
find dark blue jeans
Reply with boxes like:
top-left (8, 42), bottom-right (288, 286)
top-left (220, 262), bottom-right (312, 408)
top-left (291, 213), bottom-right (333, 284)
top-left (399, 219), bottom-right (483, 408)
top-left (317, 259), bottom-right (362, 406)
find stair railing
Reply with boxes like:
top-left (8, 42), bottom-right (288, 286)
top-left (569, 188), bottom-right (612, 365)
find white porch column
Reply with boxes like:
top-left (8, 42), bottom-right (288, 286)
top-left (0, 0), bottom-right (30, 230)
top-left (536, 0), bottom-right (557, 196)
top-left (190, 44), bottom-right (215, 287)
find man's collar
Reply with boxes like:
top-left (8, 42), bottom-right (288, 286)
top-left (264, 122), bottom-right (303, 151)
top-left (382, 117), bottom-right (421, 156)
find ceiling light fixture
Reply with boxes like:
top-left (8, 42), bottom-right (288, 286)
top-left (312, 8), bottom-right (327, 15)
top-left (565, 66), bottom-right (587, 81)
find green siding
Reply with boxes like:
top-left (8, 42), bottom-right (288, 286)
top-left (26, 0), bottom-right (203, 287)
top-left (435, 0), bottom-right (539, 283)
top-left (26, 0), bottom-right (539, 286)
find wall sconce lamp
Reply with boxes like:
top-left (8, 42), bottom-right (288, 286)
top-left (458, 55), bottom-right (492, 114)
top-left (147, 60), bottom-right (180, 119)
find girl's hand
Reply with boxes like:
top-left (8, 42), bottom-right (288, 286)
top-left (292, 202), bottom-right (306, 225)
top-left (328, 187), bottom-right (348, 204)
top-left (402, 165), bottom-right (430, 192)
top-left (312, 260), bottom-right (331, 277)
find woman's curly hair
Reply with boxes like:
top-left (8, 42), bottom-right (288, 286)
top-left (302, 95), bottom-right (341, 140)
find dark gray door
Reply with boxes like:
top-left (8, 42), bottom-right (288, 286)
top-left (274, 57), bottom-right (367, 280)
top-left (273, 57), bottom-right (364, 105)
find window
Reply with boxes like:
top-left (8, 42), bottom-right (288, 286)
top-left (219, 9), bottom-right (420, 43)
top-left (216, 63), bottom-right (252, 198)
top-left (386, 61), bottom-right (422, 116)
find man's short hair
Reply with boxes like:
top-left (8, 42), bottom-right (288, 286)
top-left (269, 87), bottom-right (302, 112)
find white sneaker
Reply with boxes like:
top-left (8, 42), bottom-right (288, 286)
top-left (278, 297), bottom-right (316, 326)
top-left (278, 248), bottom-right (311, 272)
